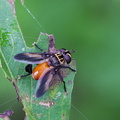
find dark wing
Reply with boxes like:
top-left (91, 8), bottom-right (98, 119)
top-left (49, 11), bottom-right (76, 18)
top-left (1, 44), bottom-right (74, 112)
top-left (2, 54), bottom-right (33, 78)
top-left (35, 67), bottom-right (55, 98)
top-left (14, 52), bottom-right (47, 64)
top-left (35, 60), bottom-right (76, 98)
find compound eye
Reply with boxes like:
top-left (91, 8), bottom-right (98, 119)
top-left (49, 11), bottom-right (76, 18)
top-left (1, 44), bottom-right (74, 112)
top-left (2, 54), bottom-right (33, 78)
top-left (64, 54), bottom-right (71, 64)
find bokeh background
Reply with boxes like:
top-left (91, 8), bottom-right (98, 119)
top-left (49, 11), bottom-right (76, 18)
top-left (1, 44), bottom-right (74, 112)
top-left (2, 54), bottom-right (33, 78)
top-left (0, 0), bottom-right (120, 120)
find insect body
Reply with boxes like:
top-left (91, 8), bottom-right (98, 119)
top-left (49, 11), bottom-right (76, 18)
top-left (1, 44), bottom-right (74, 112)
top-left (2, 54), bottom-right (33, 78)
top-left (32, 62), bottom-right (50, 80)
top-left (14, 34), bottom-right (76, 98)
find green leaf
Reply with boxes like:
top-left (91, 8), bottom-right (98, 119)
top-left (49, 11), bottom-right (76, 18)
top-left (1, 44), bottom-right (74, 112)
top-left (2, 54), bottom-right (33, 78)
top-left (0, 0), bottom-right (76, 120)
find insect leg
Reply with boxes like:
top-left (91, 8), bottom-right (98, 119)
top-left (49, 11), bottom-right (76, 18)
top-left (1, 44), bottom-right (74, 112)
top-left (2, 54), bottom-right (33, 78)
top-left (33, 42), bottom-right (45, 52)
top-left (58, 72), bottom-right (67, 93)
top-left (20, 64), bottom-right (32, 77)
top-left (60, 65), bottom-right (76, 72)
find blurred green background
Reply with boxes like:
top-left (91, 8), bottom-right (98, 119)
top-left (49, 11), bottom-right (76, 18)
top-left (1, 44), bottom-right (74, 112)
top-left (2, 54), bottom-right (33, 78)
top-left (0, 0), bottom-right (120, 120)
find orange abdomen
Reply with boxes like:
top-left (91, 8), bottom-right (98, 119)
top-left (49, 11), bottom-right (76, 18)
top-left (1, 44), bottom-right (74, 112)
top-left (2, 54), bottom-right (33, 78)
top-left (32, 62), bottom-right (50, 80)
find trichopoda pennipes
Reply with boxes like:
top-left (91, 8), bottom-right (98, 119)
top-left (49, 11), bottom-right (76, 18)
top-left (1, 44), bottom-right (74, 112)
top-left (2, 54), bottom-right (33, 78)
top-left (14, 34), bottom-right (76, 98)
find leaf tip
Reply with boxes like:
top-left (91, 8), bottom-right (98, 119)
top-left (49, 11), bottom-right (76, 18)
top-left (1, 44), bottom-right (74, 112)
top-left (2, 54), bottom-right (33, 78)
top-left (0, 110), bottom-right (14, 119)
